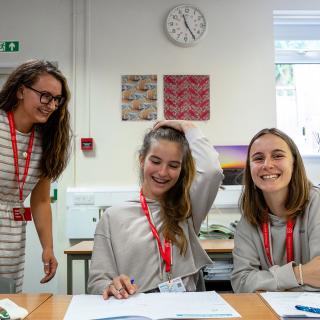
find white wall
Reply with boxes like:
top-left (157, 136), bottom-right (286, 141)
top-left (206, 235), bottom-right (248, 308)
top-left (1, 0), bottom-right (320, 294)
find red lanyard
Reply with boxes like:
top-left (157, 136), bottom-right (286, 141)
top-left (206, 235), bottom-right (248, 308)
top-left (262, 219), bottom-right (295, 266)
top-left (140, 190), bottom-right (172, 273)
top-left (7, 111), bottom-right (35, 202)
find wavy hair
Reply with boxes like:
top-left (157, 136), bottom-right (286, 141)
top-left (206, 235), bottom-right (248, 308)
top-left (139, 126), bottom-right (196, 255)
top-left (0, 59), bottom-right (71, 180)
top-left (241, 128), bottom-right (311, 226)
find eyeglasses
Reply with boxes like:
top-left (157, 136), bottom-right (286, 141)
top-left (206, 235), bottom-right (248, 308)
top-left (24, 84), bottom-right (65, 108)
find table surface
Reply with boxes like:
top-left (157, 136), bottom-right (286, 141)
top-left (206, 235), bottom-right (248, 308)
top-left (0, 293), bottom-right (52, 317)
top-left (221, 293), bottom-right (278, 320)
top-left (25, 295), bottom-right (72, 319)
top-left (64, 239), bottom-right (234, 254)
top-left (7, 293), bottom-right (278, 320)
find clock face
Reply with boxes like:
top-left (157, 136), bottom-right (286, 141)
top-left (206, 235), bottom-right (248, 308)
top-left (166, 5), bottom-right (207, 47)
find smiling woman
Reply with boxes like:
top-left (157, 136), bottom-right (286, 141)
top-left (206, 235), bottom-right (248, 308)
top-left (249, 133), bottom-right (294, 203)
top-left (0, 59), bottom-right (72, 292)
top-left (88, 120), bottom-right (223, 298)
top-left (231, 128), bottom-right (320, 293)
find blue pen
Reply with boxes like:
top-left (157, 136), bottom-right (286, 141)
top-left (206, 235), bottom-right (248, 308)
top-left (130, 277), bottom-right (135, 285)
top-left (295, 305), bottom-right (320, 314)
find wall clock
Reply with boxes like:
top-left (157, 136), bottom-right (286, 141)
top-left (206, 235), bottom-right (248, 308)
top-left (165, 4), bottom-right (207, 47)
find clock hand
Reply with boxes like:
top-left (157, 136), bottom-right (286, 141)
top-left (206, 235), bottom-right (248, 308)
top-left (182, 14), bottom-right (196, 40)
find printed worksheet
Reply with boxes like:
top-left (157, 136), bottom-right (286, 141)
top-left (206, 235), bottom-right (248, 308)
top-left (63, 291), bottom-right (241, 320)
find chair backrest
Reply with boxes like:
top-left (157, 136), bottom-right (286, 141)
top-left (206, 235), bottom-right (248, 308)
top-left (0, 277), bottom-right (16, 293)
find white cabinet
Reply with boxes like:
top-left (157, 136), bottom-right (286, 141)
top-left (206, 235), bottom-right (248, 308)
top-left (66, 187), bottom-right (139, 239)
top-left (66, 207), bottom-right (100, 239)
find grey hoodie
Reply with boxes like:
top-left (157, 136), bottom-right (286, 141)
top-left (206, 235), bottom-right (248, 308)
top-left (88, 127), bottom-right (223, 294)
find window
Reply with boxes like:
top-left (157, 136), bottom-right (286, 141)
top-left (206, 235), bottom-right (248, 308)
top-left (274, 11), bottom-right (320, 155)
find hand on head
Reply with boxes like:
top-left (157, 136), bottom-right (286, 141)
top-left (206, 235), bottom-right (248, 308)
top-left (153, 120), bottom-right (196, 133)
top-left (103, 274), bottom-right (137, 300)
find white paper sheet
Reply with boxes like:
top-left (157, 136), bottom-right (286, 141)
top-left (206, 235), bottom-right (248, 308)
top-left (63, 291), bottom-right (241, 320)
top-left (260, 292), bottom-right (320, 319)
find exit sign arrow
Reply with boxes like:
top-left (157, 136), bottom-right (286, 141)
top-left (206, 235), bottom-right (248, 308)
top-left (0, 41), bottom-right (20, 52)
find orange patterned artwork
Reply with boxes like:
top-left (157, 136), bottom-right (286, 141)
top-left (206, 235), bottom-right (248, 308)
top-left (164, 75), bottom-right (210, 120)
top-left (121, 75), bottom-right (157, 121)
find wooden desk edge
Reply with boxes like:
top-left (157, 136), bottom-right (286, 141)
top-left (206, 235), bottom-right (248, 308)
top-left (256, 292), bottom-right (281, 319)
top-left (26, 293), bottom-right (53, 318)
top-left (64, 239), bottom-right (234, 254)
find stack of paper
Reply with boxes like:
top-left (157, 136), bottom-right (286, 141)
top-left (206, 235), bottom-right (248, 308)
top-left (199, 224), bottom-right (235, 239)
top-left (260, 292), bottom-right (320, 319)
top-left (203, 260), bottom-right (234, 281)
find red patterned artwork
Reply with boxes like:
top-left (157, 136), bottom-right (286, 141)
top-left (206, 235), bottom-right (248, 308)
top-left (164, 75), bottom-right (210, 120)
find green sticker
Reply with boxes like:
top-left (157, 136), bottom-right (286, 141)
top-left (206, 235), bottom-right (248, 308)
top-left (0, 306), bottom-right (10, 320)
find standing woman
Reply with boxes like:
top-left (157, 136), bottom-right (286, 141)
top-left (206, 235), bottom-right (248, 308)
top-left (88, 120), bottom-right (223, 298)
top-left (231, 128), bottom-right (320, 293)
top-left (0, 60), bottom-right (71, 292)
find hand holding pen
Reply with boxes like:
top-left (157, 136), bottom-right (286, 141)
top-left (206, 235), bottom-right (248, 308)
top-left (103, 275), bottom-right (137, 300)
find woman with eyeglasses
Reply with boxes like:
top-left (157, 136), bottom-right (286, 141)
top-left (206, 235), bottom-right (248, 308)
top-left (0, 59), bottom-right (71, 292)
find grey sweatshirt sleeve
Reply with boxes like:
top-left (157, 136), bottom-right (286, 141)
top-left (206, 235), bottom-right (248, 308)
top-left (231, 217), bottom-right (299, 293)
top-left (232, 188), bottom-right (320, 293)
top-left (185, 127), bottom-right (223, 234)
top-left (87, 211), bottom-right (117, 294)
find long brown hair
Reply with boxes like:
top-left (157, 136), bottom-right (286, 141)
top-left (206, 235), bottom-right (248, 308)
top-left (241, 128), bottom-right (311, 226)
top-left (0, 59), bottom-right (71, 180)
top-left (139, 126), bottom-right (196, 255)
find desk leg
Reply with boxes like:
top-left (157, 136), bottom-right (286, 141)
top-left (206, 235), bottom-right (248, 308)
top-left (67, 255), bottom-right (73, 295)
top-left (85, 260), bottom-right (89, 294)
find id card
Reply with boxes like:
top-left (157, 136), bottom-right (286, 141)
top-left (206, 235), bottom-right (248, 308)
top-left (12, 207), bottom-right (32, 221)
top-left (158, 277), bottom-right (186, 293)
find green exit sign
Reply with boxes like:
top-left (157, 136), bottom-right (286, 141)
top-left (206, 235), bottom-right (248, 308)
top-left (0, 41), bottom-right (20, 52)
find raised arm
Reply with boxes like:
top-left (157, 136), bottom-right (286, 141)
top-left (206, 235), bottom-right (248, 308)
top-left (154, 120), bottom-right (223, 233)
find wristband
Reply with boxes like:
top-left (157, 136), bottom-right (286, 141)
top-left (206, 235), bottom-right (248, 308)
top-left (298, 263), bottom-right (304, 286)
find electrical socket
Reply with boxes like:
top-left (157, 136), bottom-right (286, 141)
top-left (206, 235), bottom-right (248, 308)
top-left (73, 193), bottom-right (95, 205)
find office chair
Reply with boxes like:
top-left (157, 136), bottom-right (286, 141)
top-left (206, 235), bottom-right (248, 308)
top-left (0, 277), bottom-right (16, 293)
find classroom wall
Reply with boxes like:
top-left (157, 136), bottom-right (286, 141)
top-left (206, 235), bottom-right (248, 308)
top-left (1, 0), bottom-right (320, 294)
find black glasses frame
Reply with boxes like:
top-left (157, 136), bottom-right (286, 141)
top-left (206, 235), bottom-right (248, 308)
top-left (24, 84), bottom-right (65, 108)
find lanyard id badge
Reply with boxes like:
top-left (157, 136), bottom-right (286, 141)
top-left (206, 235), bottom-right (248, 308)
top-left (7, 112), bottom-right (34, 222)
top-left (158, 277), bottom-right (186, 293)
top-left (262, 219), bottom-right (295, 265)
top-left (12, 207), bottom-right (32, 221)
top-left (140, 190), bottom-right (172, 276)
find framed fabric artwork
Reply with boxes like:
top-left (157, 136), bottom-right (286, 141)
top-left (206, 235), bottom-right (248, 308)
top-left (164, 75), bottom-right (210, 120)
top-left (121, 75), bottom-right (157, 121)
